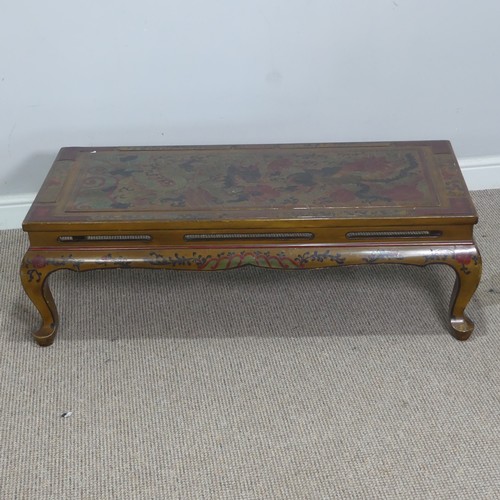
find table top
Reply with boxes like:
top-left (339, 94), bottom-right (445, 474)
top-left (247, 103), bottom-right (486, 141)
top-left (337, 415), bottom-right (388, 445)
top-left (23, 141), bottom-right (477, 231)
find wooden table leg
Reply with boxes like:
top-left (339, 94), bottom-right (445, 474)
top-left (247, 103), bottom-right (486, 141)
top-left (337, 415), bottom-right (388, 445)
top-left (20, 253), bottom-right (59, 347)
top-left (447, 245), bottom-right (482, 340)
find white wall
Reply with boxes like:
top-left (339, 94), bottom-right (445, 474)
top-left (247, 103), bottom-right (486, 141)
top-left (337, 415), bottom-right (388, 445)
top-left (1, 1), bottom-right (500, 227)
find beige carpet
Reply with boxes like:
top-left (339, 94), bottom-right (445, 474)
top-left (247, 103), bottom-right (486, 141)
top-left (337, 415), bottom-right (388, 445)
top-left (1, 190), bottom-right (499, 499)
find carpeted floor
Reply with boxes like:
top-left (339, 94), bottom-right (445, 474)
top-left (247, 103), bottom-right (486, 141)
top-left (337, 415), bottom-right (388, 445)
top-left (1, 190), bottom-right (499, 499)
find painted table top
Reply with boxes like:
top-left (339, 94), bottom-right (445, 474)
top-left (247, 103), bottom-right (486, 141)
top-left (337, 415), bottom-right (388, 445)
top-left (24, 141), bottom-right (477, 229)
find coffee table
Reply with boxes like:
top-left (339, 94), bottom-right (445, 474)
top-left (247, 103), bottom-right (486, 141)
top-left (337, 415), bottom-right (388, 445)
top-left (21, 141), bottom-right (481, 346)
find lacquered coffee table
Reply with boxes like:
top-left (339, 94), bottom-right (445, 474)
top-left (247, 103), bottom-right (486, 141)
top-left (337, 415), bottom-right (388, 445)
top-left (21, 141), bottom-right (481, 346)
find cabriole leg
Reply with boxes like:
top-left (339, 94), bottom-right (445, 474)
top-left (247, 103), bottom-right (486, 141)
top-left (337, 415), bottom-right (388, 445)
top-left (20, 257), bottom-right (59, 347)
top-left (448, 246), bottom-right (482, 341)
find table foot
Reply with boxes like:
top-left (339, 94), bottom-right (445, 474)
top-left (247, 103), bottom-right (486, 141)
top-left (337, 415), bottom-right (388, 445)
top-left (449, 314), bottom-right (474, 341)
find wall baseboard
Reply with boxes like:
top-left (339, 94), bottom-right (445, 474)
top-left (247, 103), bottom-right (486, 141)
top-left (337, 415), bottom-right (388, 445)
top-left (0, 194), bottom-right (36, 231)
top-left (1, 156), bottom-right (499, 230)
top-left (459, 155), bottom-right (500, 191)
